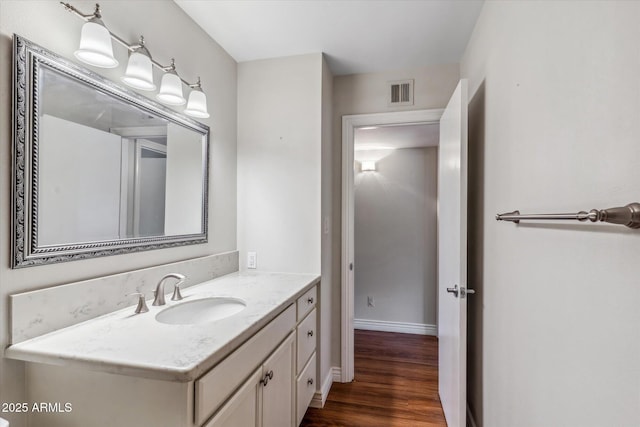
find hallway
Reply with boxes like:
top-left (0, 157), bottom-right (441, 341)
top-left (301, 330), bottom-right (447, 426)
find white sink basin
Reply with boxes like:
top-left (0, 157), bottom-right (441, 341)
top-left (155, 297), bottom-right (247, 325)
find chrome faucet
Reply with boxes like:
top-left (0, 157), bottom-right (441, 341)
top-left (152, 273), bottom-right (186, 306)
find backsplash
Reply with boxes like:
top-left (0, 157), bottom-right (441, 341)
top-left (10, 251), bottom-right (239, 344)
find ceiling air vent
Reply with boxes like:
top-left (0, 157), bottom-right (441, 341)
top-left (388, 79), bottom-right (414, 106)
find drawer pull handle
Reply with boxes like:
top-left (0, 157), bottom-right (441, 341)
top-left (307, 297), bottom-right (314, 304)
top-left (260, 370), bottom-right (274, 387)
top-left (307, 378), bottom-right (314, 386)
top-left (307, 330), bottom-right (314, 337)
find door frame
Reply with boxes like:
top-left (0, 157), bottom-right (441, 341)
top-left (340, 108), bottom-right (444, 382)
top-left (132, 139), bottom-right (167, 236)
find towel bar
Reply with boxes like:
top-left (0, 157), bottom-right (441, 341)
top-left (496, 203), bottom-right (640, 229)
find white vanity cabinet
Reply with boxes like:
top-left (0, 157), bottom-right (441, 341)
top-left (295, 286), bottom-right (318, 425)
top-left (206, 284), bottom-right (318, 427)
top-left (205, 332), bottom-right (295, 427)
top-left (21, 283), bottom-right (319, 427)
top-left (194, 304), bottom-right (296, 425)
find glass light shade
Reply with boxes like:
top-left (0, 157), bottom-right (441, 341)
top-left (121, 50), bottom-right (156, 91)
top-left (184, 90), bottom-right (210, 118)
top-left (156, 72), bottom-right (185, 105)
top-left (361, 160), bottom-right (376, 171)
top-left (74, 21), bottom-right (118, 68)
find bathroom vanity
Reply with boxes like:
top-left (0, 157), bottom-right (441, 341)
top-left (6, 272), bottom-right (319, 427)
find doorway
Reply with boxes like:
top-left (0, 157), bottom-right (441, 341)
top-left (353, 123), bottom-right (439, 337)
top-left (340, 109), bottom-right (444, 382)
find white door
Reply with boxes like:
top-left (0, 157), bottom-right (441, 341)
top-left (438, 79), bottom-right (469, 427)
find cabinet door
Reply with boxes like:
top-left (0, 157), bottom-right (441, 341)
top-left (204, 368), bottom-right (262, 427)
top-left (261, 332), bottom-right (295, 427)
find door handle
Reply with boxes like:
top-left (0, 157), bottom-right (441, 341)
top-left (461, 288), bottom-right (475, 298)
top-left (446, 285), bottom-right (459, 298)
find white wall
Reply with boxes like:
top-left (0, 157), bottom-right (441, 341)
top-left (165, 122), bottom-right (205, 235)
top-left (320, 57), bottom-right (334, 390)
top-left (332, 65), bottom-right (459, 365)
top-left (237, 54), bottom-right (322, 274)
top-left (237, 52), bottom-right (331, 391)
top-left (0, 2), bottom-right (237, 426)
top-left (39, 115), bottom-right (122, 245)
top-left (462, 1), bottom-right (640, 426)
top-left (354, 147), bottom-right (437, 327)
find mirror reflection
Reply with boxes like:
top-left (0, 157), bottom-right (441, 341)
top-left (38, 65), bottom-right (205, 247)
top-left (12, 35), bottom-right (209, 268)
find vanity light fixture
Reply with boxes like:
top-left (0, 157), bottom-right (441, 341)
top-left (121, 36), bottom-right (155, 91)
top-left (157, 59), bottom-right (186, 105)
top-left (61, 2), bottom-right (210, 118)
top-left (72, 3), bottom-right (118, 68)
top-left (184, 78), bottom-right (210, 118)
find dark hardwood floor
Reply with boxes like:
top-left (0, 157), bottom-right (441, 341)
top-left (301, 330), bottom-right (447, 427)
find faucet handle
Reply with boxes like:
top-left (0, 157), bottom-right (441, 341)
top-left (171, 283), bottom-right (184, 301)
top-left (127, 292), bottom-right (149, 314)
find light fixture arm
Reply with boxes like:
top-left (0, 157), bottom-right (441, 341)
top-left (128, 35), bottom-right (146, 52)
top-left (161, 58), bottom-right (177, 73)
top-left (188, 77), bottom-right (203, 90)
top-left (60, 2), bottom-right (101, 21)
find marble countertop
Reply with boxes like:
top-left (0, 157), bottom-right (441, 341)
top-left (5, 271), bottom-right (319, 382)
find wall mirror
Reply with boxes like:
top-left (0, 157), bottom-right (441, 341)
top-left (12, 35), bottom-right (209, 268)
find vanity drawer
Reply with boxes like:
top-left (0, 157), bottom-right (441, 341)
top-left (195, 303), bottom-right (296, 426)
top-left (296, 285), bottom-right (317, 322)
top-left (296, 353), bottom-right (317, 426)
top-left (296, 308), bottom-right (316, 374)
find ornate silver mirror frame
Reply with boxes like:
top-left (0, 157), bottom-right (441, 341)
top-left (12, 35), bottom-right (209, 268)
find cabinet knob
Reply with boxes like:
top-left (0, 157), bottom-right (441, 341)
top-left (307, 378), bottom-right (314, 386)
top-left (307, 330), bottom-right (314, 337)
top-left (307, 297), bottom-right (314, 304)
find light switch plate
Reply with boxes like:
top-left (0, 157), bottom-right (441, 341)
top-left (247, 251), bottom-right (257, 269)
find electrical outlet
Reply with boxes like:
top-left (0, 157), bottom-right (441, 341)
top-left (247, 251), bottom-right (257, 269)
top-left (323, 216), bottom-right (330, 234)
top-left (367, 296), bottom-right (375, 307)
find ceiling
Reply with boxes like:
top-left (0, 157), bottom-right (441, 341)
top-left (42, 66), bottom-right (167, 132)
top-left (175, 0), bottom-right (484, 75)
top-left (355, 123), bottom-right (439, 151)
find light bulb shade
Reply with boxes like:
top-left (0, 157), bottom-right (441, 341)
top-left (156, 72), bottom-right (185, 105)
top-left (361, 160), bottom-right (376, 171)
top-left (121, 50), bottom-right (155, 91)
top-left (74, 21), bottom-right (118, 68)
top-left (184, 90), bottom-right (210, 118)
